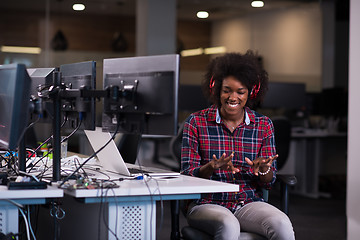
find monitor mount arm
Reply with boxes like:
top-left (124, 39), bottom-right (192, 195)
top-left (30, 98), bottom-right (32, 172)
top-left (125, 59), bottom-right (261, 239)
top-left (40, 71), bottom-right (139, 181)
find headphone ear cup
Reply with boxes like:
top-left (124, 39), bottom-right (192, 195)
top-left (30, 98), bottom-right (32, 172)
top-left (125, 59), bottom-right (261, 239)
top-left (250, 83), bottom-right (260, 99)
top-left (250, 88), bottom-right (254, 98)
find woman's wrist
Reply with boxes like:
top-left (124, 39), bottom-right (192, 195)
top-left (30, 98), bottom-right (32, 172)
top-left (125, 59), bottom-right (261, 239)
top-left (210, 159), bottom-right (218, 170)
top-left (258, 166), bottom-right (273, 183)
top-left (199, 160), bottom-right (216, 178)
top-left (258, 166), bottom-right (271, 176)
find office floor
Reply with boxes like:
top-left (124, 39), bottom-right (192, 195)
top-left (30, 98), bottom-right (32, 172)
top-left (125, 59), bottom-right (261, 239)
top-left (155, 191), bottom-right (347, 240)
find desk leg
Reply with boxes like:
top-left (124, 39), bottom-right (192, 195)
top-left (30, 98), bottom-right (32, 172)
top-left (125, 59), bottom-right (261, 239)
top-left (308, 138), bottom-right (321, 196)
top-left (293, 138), bottom-right (324, 198)
top-left (294, 139), bottom-right (308, 196)
top-left (108, 200), bottom-right (156, 240)
top-left (170, 200), bottom-right (180, 240)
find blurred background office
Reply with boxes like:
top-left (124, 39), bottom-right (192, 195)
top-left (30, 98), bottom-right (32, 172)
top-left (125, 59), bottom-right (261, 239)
top-left (0, 0), bottom-right (349, 126)
top-left (0, 0), bottom-right (353, 239)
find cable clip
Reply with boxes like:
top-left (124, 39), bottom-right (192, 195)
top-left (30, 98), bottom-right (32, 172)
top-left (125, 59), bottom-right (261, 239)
top-left (50, 203), bottom-right (65, 220)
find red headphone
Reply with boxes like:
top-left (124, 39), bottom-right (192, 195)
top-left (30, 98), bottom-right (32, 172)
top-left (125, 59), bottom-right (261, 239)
top-left (209, 76), bottom-right (215, 94)
top-left (250, 82), bottom-right (261, 99)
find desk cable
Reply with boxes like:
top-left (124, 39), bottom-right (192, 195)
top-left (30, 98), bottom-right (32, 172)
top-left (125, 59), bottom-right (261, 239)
top-left (26, 117), bottom-right (82, 180)
top-left (26, 114), bottom-right (69, 174)
top-left (135, 155), bottom-right (164, 238)
top-left (16, 114), bottom-right (40, 151)
top-left (98, 186), bottom-right (120, 240)
top-left (3, 199), bottom-right (35, 240)
top-left (59, 121), bottom-right (120, 188)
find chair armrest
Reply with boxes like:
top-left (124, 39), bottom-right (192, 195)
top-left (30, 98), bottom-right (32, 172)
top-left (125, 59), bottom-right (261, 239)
top-left (276, 174), bottom-right (297, 215)
top-left (277, 174), bottom-right (297, 186)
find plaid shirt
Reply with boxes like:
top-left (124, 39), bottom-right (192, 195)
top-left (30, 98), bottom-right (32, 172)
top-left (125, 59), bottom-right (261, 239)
top-left (181, 105), bottom-right (277, 213)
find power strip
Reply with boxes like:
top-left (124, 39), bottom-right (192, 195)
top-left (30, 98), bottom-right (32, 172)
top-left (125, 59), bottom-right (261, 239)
top-left (7, 181), bottom-right (47, 190)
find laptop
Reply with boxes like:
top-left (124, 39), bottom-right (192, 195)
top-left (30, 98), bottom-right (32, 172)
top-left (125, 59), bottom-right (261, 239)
top-left (84, 127), bottom-right (180, 178)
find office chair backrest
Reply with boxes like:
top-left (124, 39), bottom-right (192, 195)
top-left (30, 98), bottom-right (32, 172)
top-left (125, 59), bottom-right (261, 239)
top-left (271, 116), bottom-right (291, 171)
top-left (169, 122), bottom-right (185, 170)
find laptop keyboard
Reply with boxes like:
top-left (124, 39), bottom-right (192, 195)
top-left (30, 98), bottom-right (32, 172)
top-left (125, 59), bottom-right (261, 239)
top-left (128, 168), bottom-right (152, 174)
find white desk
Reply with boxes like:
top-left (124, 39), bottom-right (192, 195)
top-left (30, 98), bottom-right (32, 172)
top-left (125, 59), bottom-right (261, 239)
top-left (0, 185), bottom-right (63, 234)
top-left (63, 174), bottom-right (239, 240)
top-left (279, 130), bottom-right (347, 198)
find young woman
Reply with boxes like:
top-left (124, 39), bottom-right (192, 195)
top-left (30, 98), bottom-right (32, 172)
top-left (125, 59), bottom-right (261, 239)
top-left (181, 51), bottom-right (295, 240)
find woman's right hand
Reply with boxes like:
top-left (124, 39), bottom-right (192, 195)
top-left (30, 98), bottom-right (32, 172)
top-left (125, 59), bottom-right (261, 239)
top-left (211, 152), bottom-right (240, 174)
top-left (199, 152), bottom-right (239, 179)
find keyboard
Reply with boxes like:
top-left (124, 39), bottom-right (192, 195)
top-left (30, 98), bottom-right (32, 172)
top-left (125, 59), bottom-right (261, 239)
top-left (128, 168), bottom-right (152, 174)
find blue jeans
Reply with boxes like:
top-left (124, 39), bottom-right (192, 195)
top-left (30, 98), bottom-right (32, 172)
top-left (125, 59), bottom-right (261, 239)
top-left (187, 201), bottom-right (295, 240)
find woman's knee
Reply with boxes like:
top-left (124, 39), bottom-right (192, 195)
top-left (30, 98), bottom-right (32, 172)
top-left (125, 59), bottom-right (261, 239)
top-left (187, 204), bottom-right (241, 240)
top-left (266, 215), bottom-right (295, 240)
top-left (213, 214), bottom-right (240, 240)
top-left (214, 213), bottom-right (240, 231)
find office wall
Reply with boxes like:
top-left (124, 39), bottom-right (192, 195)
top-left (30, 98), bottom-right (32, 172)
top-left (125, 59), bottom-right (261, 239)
top-left (0, 4), bottom-right (325, 91)
top-left (347, 0), bottom-right (360, 238)
top-left (212, 3), bottom-right (322, 92)
top-left (0, 9), bottom-right (211, 67)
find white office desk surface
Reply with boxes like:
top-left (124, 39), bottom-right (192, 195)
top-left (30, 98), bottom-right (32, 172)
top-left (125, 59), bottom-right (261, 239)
top-left (64, 174), bottom-right (239, 201)
top-left (0, 185), bottom-right (63, 200)
top-left (291, 129), bottom-right (347, 138)
top-left (0, 185), bottom-right (63, 235)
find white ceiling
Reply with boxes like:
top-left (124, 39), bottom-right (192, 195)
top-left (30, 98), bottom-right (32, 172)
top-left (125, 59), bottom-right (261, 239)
top-left (0, 0), bottom-right (318, 21)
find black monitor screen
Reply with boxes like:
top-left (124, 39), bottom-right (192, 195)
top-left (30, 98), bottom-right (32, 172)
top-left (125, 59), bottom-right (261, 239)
top-left (60, 61), bottom-right (96, 130)
top-left (178, 84), bottom-right (210, 112)
top-left (102, 54), bottom-right (179, 136)
top-left (0, 63), bottom-right (31, 150)
top-left (261, 82), bottom-right (306, 109)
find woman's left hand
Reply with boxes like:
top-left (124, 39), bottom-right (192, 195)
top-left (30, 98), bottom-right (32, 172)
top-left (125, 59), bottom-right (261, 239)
top-left (245, 154), bottom-right (278, 176)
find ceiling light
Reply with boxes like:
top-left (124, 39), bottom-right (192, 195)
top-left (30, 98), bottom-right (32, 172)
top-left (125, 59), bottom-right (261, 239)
top-left (73, 3), bottom-right (85, 11)
top-left (1, 46), bottom-right (42, 54)
top-left (180, 48), bottom-right (204, 57)
top-left (251, 1), bottom-right (264, 8)
top-left (197, 11), bottom-right (209, 19)
top-left (180, 46), bottom-right (226, 57)
top-left (204, 46), bottom-right (227, 55)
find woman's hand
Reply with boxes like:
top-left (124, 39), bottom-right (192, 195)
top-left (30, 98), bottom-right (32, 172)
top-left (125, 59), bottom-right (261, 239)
top-left (245, 154), bottom-right (278, 176)
top-left (199, 152), bottom-right (240, 179)
top-left (212, 152), bottom-right (240, 174)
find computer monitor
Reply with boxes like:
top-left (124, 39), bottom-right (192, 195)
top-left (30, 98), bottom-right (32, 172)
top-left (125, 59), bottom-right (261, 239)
top-left (261, 82), bottom-right (306, 109)
top-left (27, 68), bottom-right (55, 122)
top-left (0, 63), bottom-right (31, 150)
top-left (59, 61), bottom-right (96, 130)
top-left (102, 54), bottom-right (179, 136)
top-left (178, 84), bottom-right (210, 112)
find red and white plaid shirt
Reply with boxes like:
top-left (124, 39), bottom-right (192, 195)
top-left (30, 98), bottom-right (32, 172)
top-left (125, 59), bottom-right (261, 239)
top-left (181, 105), bottom-right (277, 213)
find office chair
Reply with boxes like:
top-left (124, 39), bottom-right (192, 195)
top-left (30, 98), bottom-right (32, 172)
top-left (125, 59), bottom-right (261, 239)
top-left (271, 116), bottom-right (297, 215)
top-left (169, 117), bottom-right (297, 240)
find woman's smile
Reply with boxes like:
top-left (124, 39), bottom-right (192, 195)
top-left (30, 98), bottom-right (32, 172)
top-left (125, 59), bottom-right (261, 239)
top-left (220, 76), bottom-right (249, 119)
